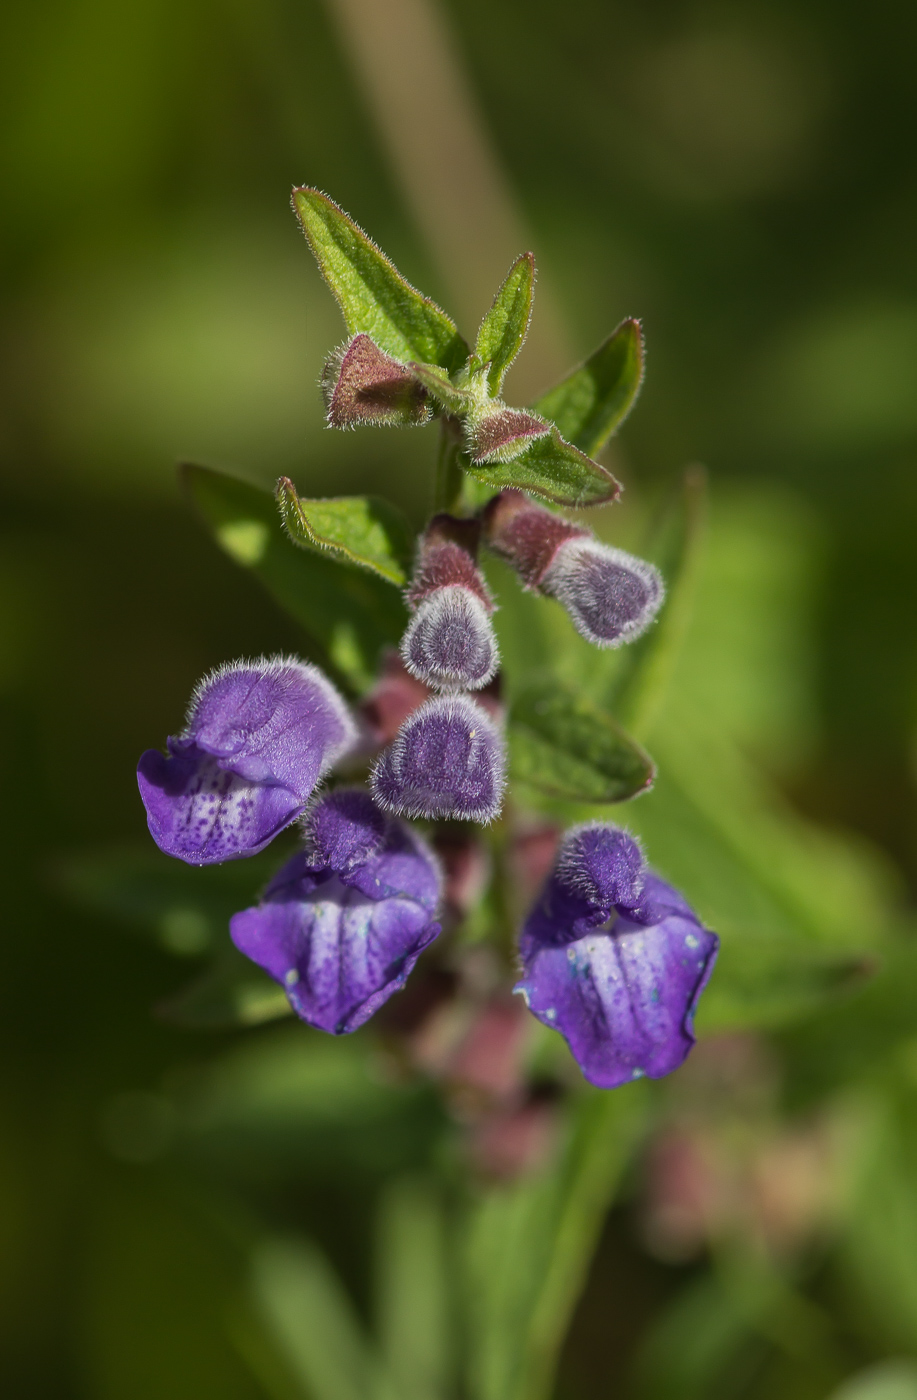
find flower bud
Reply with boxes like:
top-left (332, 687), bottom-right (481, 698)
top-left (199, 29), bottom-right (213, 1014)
top-left (371, 694), bottom-right (506, 823)
top-left (468, 406), bottom-right (549, 464)
top-left (482, 490), bottom-right (664, 647)
top-left (401, 515), bottom-right (499, 692)
top-left (322, 333), bottom-right (430, 428)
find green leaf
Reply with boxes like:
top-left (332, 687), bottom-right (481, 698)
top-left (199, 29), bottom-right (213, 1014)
top-left (608, 465), bottom-right (708, 739)
top-left (292, 188), bottom-right (467, 372)
top-left (253, 1238), bottom-right (396, 1400)
top-left (463, 427), bottom-right (620, 507)
top-left (509, 681), bottom-right (654, 803)
top-left (407, 361), bottom-right (474, 416)
top-left (463, 1089), bottom-right (645, 1400)
top-left (182, 463), bottom-right (406, 693)
top-left (158, 945), bottom-right (292, 1029)
top-left (475, 253), bottom-right (535, 394)
top-left (531, 318), bottom-right (644, 456)
top-left (375, 1178), bottom-right (451, 1400)
top-left (276, 479), bottom-right (414, 586)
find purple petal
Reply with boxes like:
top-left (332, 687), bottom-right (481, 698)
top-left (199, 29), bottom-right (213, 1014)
top-left (541, 539), bottom-right (664, 647)
top-left (516, 914), bottom-right (719, 1089)
top-left (370, 695), bottom-right (506, 823)
top-left (306, 788), bottom-right (387, 874)
top-left (400, 586), bottom-right (499, 691)
top-left (554, 823), bottom-right (646, 917)
top-left (230, 813), bottom-right (441, 1034)
top-left (138, 657), bottom-right (355, 864)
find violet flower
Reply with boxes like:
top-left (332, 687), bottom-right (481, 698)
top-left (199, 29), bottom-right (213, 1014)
top-left (516, 823), bottom-right (718, 1088)
top-left (230, 789), bottom-right (441, 1033)
top-left (137, 657), bottom-right (356, 865)
top-left (371, 694), bottom-right (506, 823)
top-left (483, 489), bottom-right (663, 647)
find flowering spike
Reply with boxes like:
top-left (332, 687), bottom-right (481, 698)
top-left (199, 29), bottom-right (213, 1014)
top-left (137, 658), bottom-right (356, 865)
top-left (370, 695), bottom-right (506, 823)
top-left (322, 334), bottom-right (430, 428)
top-left (483, 490), bottom-right (664, 647)
top-left (231, 789), bottom-right (442, 1034)
top-left (400, 515), bottom-right (499, 692)
top-left (516, 824), bottom-right (718, 1089)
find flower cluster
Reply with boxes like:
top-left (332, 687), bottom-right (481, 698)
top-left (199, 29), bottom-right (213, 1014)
top-left (136, 190), bottom-right (719, 1099)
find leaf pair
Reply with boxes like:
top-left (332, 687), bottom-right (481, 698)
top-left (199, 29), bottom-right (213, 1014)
top-left (293, 189), bottom-right (643, 510)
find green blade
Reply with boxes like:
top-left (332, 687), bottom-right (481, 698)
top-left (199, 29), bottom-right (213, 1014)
top-left (475, 253), bottom-right (535, 394)
top-left (276, 479), bottom-right (414, 586)
top-left (463, 427), bottom-right (620, 507)
top-left (532, 318), bottom-right (644, 456)
top-left (292, 188), bottom-right (467, 371)
top-left (509, 680), bottom-right (655, 803)
top-left (182, 463), bottom-right (406, 694)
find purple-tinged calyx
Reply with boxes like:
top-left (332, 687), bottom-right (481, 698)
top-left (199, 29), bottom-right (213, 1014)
top-left (137, 657), bottom-right (356, 865)
top-left (322, 333), bottom-right (430, 428)
top-left (468, 406), bottom-right (550, 465)
top-left (230, 788), bottom-right (442, 1034)
top-left (516, 823), bottom-right (718, 1089)
top-left (482, 489), bottom-right (664, 648)
top-left (371, 694), bottom-right (506, 823)
top-left (401, 515), bottom-right (499, 692)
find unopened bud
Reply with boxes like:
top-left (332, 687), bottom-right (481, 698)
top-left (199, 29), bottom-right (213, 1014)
top-left (322, 333), bottom-right (430, 428)
top-left (483, 490), bottom-right (664, 648)
top-left (468, 407), bottom-right (549, 464)
top-left (370, 694), bottom-right (506, 823)
top-left (401, 515), bottom-right (499, 691)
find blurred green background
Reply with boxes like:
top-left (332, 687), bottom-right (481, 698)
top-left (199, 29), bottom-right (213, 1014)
top-left (2, 0), bottom-right (917, 1396)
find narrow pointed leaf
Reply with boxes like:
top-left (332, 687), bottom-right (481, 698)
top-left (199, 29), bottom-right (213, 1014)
top-left (463, 1090), bottom-right (646, 1400)
top-left (475, 253), bottom-right (535, 394)
top-left (464, 427), bottom-right (621, 507)
top-left (509, 681), bottom-right (654, 802)
top-left (375, 1178), bottom-right (451, 1400)
top-left (532, 318), bottom-right (644, 456)
top-left (182, 463), bottom-right (406, 693)
top-left (292, 188), bottom-right (467, 371)
top-left (276, 479), bottom-right (414, 586)
top-left (408, 361), bottom-right (474, 416)
top-left (608, 466), bottom-right (707, 738)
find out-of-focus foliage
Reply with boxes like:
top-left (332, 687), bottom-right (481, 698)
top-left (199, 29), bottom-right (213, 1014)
top-left (3, 0), bottom-right (917, 1396)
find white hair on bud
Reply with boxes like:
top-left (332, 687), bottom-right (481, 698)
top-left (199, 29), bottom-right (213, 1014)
top-left (400, 585), bottom-right (500, 691)
top-left (541, 539), bottom-right (664, 648)
top-left (185, 654), bottom-right (358, 769)
top-left (554, 820), bottom-right (646, 903)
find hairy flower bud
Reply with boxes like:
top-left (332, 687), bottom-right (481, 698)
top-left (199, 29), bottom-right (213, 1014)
top-left (401, 515), bottom-right (499, 691)
top-left (371, 694), bottom-right (506, 823)
top-left (230, 788), bottom-right (441, 1034)
top-left (483, 490), bottom-right (664, 647)
top-left (137, 657), bottom-right (356, 865)
top-left (322, 333), bottom-right (430, 428)
top-left (516, 823), bottom-right (718, 1089)
top-left (468, 406), bottom-right (549, 464)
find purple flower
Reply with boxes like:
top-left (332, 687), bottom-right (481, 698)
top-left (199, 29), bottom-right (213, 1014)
top-left (482, 489), bottom-right (663, 647)
top-left (230, 789), bottom-right (441, 1033)
top-left (137, 657), bottom-right (356, 866)
top-left (401, 515), bottom-right (499, 691)
top-left (516, 823), bottom-right (718, 1089)
top-left (371, 695), bottom-right (506, 823)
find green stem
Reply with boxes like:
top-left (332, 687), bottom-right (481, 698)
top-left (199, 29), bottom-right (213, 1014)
top-left (433, 418), bottom-right (464, 514)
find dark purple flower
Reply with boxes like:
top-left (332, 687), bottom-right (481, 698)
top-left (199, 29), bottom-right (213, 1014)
top-left (516, 823), bottom-right (718, 1089)
top-left (371, 695), bottom-right (506, 823)
top-left (482, 489), bottom-right (664, 647)
top-left (401, 515), bottom-right (499, 691)
top-left (137, 657), bottom-right (356, 866)
top-left (230, 789), bottom-right (441, 1034)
